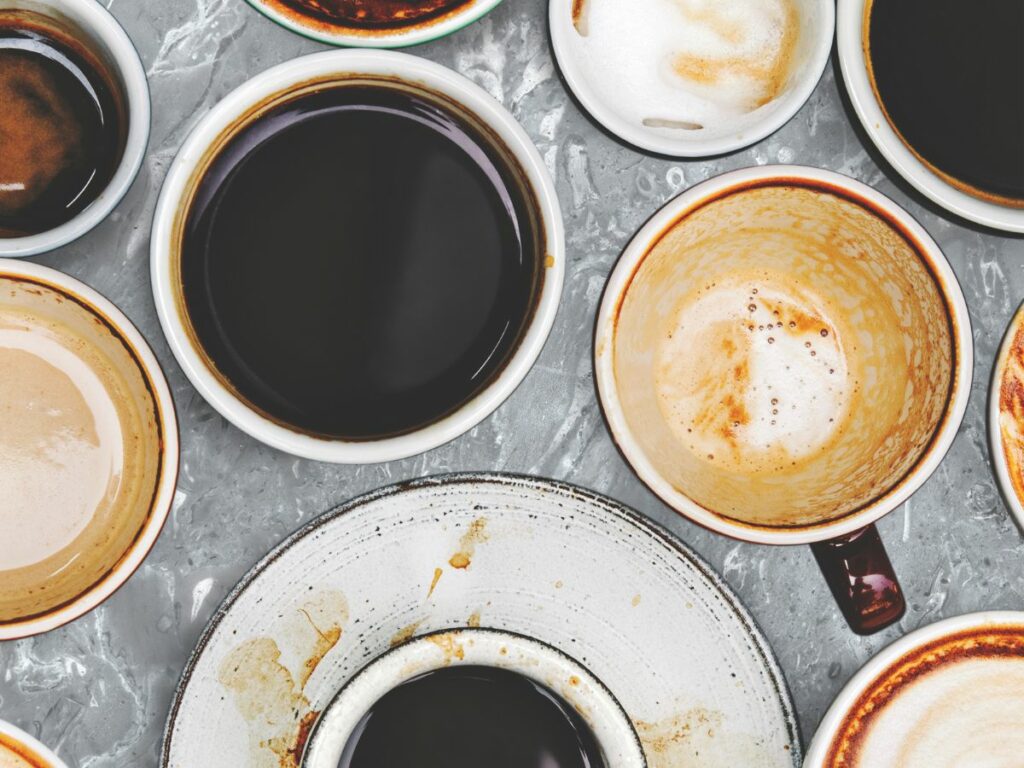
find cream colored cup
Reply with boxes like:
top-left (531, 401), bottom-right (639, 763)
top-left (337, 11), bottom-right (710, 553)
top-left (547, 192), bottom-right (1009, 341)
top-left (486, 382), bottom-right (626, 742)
top-left (0, 260), bottom-right (178, 639)
top-left (0, 719), bottom-right (67, 768)
top-left (595, 166), bottom-right (971, 633)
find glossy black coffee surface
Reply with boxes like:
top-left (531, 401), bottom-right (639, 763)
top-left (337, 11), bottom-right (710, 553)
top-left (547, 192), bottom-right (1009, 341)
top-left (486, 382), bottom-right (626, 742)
top-left (337, 665), bottom-right (607, 768)
top-left (180, 83), bottom-right (541, 439)
top-left (0, 11), bottom-right (126, 237)
top-left (868, 0), bottom-right (1024, 204)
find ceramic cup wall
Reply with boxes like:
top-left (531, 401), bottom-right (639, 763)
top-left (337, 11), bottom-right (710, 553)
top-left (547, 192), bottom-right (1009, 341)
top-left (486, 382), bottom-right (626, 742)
top-left (303, 629), bottom-right (646, 767)
top-left (595, 165), bottom-right (972, 634)
top-left (0, 260), bottom-right (178, 640)
top-left (151, 49), bottom-right (564, 464)
top-left (245, 0), bottom-right (503, 48)
top-left (837, 0), bottom-right (1024, 233)
top-left (804, 611), bottom-right (1024, 768)
top-left (0, 0), bottom-right (149, 258)
top-left (549, 0), bottom-right (834, 157)
top-left (0, 718), bottom-right (68, 768)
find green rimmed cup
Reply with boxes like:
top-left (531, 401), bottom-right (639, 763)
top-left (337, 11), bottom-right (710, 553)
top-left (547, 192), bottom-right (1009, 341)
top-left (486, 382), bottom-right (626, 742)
top-left (245, 0), bottom-right (503, 48)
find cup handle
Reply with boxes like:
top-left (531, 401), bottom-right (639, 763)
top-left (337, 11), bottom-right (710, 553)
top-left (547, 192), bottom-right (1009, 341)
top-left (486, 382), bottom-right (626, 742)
top-left (810, 524), bottom-right (905, 635)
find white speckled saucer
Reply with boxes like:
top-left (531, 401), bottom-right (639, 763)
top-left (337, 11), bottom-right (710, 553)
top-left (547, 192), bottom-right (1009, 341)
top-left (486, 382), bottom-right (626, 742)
top-left (161, 474), bottom-right (799, 767)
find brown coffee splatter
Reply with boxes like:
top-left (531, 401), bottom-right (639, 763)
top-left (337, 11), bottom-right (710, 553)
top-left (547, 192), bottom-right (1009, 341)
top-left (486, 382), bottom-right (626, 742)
top-left (467, 610), bottom-right (482, 628)
top-left (391, 620), bottom-right (423, 647)
top-left (448, 517), bottom-right (488, 570)
top-left (636, 708), bottom-right (779, 767)
top-left (218, 590), bottom-right (348, 768)
top-left (427, 631), bottom-right (466, 663)
top-left (426, 567), bottom-right (443, 599)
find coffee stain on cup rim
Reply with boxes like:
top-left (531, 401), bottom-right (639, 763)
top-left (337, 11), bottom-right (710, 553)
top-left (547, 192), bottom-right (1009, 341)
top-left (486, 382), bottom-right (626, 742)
top-left (0, 732), bottom-right (53, 768)
top-left (168, 73), bottom-right (547, 445)
top-left (602, 174), bottom-right (965, 537)
top-left (823, 624), bottom-right (1024, 767)
top-left (0, 272), bottom-right (178, 637)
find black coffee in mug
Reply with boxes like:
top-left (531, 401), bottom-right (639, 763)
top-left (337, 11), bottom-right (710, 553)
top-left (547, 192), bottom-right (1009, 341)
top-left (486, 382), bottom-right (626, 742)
top-left (336, 665), bottom-right (607, 768)
top-left (0, 10), bottom-right (126, 237)
top-left (866, 0), bottom-right (1024, 207)
top-left (180, 81), bottom-right (543, 440)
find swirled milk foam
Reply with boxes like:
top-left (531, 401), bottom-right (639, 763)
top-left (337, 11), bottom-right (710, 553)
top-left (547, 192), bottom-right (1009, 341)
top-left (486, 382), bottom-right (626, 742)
top-left (570, 0), bottom-right (801, 136)
top-left (826, 627), bottom-right (1024, 768)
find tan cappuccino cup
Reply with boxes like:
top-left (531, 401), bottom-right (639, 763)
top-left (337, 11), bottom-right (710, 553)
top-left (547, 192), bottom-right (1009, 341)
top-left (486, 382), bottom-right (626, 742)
top-left (0, 260), bottom-right (178, 639)
top-left (595, 166), bottom-right (972, 634)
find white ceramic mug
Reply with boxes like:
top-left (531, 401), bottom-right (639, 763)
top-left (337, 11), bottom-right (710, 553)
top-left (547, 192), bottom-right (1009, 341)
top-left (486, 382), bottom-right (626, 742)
top-left (595, 165), bottom-right (972, 633)
top-left (302, 628), bottom-right (646, 767)
top-left (0, 0), bottom-right (150, 258)
top-left (150, 50), bottom-right (564, 464)
top-left (805, 611), bottom-right (1024, 768)
top-left (837, 0), bottom-right (1024, 233)
top-left (0, 259), bottom-right (178, 640)
top-left (549, 0), bottom-right (834, 157)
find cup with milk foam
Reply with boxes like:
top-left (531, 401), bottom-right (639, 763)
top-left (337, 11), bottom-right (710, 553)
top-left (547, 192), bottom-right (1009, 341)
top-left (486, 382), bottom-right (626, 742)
top-left (595, 165), bottom-right (973, 634)
top-left (550, 0), bottom-right (834, 156)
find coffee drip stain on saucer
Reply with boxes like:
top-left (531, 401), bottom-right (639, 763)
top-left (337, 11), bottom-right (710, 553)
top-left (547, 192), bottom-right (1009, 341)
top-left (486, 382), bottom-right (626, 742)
top-left (636, 708), bottom-right (784, 767)
top-left (448, 517), bottom-right (488, 570)
top-left (218, 589), bottom-right (348, 768)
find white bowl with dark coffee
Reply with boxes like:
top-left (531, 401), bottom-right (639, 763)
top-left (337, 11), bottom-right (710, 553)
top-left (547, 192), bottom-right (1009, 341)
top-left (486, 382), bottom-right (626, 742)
top-left (838, 0), bottom-right (1024, 232)
top-left (151, 50), bottom-right (564, 463)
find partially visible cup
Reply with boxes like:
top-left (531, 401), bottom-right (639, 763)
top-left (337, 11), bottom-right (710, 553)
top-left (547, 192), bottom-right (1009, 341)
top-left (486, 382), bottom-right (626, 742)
top-left (549, 0), bottom-right (834, 157)
top-left (804, 611), bottom-right (1024, 768)
top-left (595, 165), bottom-right (972, 634)
top-left (0, 260), bottom-right (178, 639)
top-left (302, 628), bottom-right (645, 767)
top-left (245, 0), bottom-right (503, 48)
top-left (0, 0), bottom-right (149, 257)
top-left (0, 719), bottom-right (67, 768)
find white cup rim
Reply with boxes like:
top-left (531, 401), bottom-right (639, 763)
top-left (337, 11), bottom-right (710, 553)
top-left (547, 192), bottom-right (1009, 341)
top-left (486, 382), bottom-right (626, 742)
top-left (302, 627), bottom-right (646, 767)
top-left (803, 610), bottom-right (1024, 767)
top-left (548, 0), bottom-right (835, 158)
top-left (988, 301), bottom-right (1024, 531)
top-left (594, 165), bottom-right (973, 546)
top-left (244, 0), bottom-right (504, 48)
top-left (0, 718), bottom-right (69, 768)
top-left (150, 50), bottom-right (564, 464)
top-left (0, 0), bottom-right (151, 258)
top-left (836, 0), bottom-right (1024, 233)
top-left (0, 259), bottom-right (179, 640)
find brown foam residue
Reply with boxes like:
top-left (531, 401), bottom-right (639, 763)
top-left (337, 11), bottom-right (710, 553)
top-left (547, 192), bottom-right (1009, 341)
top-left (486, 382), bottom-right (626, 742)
top-left (390, 620), bottom-right (423, 648)
top-left (999, 318), bottom-right (1024, 508)
top-left (426, 632), bottom-right (466, 663)
top-left (826, 625), bottom-right (1024, 767)
top-left (670, 0), bottom-right (799, 108)
top-left (218, 590), bottom-right (348, 767)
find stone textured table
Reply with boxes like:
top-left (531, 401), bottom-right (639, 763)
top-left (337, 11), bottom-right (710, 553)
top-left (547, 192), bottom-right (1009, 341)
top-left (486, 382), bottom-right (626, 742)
top-left (3, 1), bottom-right (1024, 765)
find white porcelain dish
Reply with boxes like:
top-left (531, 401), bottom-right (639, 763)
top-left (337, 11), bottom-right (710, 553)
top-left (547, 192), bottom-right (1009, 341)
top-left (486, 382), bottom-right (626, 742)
top-left (161, 474), bottom-right (800, 768)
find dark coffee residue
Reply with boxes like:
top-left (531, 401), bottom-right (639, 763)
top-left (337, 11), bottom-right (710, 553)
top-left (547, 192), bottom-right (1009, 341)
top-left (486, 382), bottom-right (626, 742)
top-left (337, 665), bottom-right (607, 768)
top-left (181, 83), bottom-right (541, 440)
top-left (0, 11), bottom-right (126, 237)
top-left (275, 0), bottom-right (473, 30)
top-left (868, 0), bottom-right (1024, 205)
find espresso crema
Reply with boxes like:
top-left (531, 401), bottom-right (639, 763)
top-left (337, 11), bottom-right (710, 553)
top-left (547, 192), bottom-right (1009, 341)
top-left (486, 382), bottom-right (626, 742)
top-left (825, 626), bottom-right (1024, 768)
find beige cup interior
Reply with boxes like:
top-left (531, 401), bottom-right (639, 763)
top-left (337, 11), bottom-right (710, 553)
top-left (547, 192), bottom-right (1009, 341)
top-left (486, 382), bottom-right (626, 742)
top-left (612, 183), bottom-right (955, 529)
top-left (0, 276), bottom-right (164, 624)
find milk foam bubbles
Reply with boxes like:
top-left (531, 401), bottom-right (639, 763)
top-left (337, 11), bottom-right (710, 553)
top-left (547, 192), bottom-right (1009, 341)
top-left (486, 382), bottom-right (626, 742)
top-left (844, 656), bottom-right (1024, 768)
top-left (570, 0), bottom-right (800, 136)
top-left (656, 276), bottom-right (849, 474)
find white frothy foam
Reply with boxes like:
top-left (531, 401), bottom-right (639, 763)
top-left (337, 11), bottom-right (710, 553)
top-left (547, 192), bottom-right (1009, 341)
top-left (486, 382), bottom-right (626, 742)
top-left (655, 279), bottom-right (849, 473)
top-left (570, 0), bottom-right (800, 136)
top-left (850, 656), bottom-right (1024, 768)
